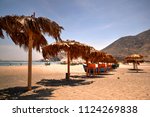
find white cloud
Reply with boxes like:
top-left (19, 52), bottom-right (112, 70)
top-left (101, 23), bottom-right (113, 30)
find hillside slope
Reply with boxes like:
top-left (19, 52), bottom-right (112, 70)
top-left (102, 29), bottom-right (150, 61)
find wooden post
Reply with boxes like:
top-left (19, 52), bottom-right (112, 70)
top-left (86, 59), bottom-right (89, 76)
top-left (136, 63), bottom-right (138, 70)
top-left (28, 31), bottom-right (33, 90)
top-left (133, 62), bottom-right (135, 69)
top-left (66, 50), bottom-right (70, 80)
top-left (98, 62), bottom-right (100, 74)
top-left (27, 12), bottom-right (35, 90)
top-left (135, 61), bottom-right (138, 70)
top-left (106, 62), bottom-right (109, 72)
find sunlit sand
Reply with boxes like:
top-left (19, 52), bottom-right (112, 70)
top-left (0, 63), bottom-right (150, 100)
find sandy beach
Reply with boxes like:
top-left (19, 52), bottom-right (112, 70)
top-left (0, 63), bottom-right (150, 100)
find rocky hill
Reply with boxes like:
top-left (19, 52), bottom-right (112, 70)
top-left (102, 29), bottom-right (150, 61)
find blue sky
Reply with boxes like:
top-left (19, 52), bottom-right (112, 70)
top-left (0, 0), bottom-right (150, 60)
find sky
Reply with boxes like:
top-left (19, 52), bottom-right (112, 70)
top-left (0, 0), bottom-right (150, 60)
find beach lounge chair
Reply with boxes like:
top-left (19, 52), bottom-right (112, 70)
top-left (83, 64), bottom-right (87, 72)
top-left (112, 63), bottom-right (119, 69)
top-left (87, 63), bottom-right (97, 76)
top-left (97, 64), bottom-right (107, 74)
top-left (107, 64), bottom-right (112, 71)
top-left (83, 64), bottom-right (97, 76)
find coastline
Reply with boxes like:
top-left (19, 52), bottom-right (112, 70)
top-left (0, 61), bottom-right (61, 66)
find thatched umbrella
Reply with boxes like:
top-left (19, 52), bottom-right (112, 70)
top-left (72, 43), bottom-right (95, 76)
top-left (86, 50), bottom-right (106, 75)
top-left (89, 50), bottom-right (106, 63)
top-left (79, 49), bottom-right (106, 76)
top-left (95, 54), bottom-right (117, 71)
top-left (80, 46), bottom-right (95, 63)
top-left (42, 40), bottom-right (93, 79)
top-left (125, 54), bottom-right (143, 60)
top-left (0, 14), bottom-right (63, 90)
top-left (125, 54), bottom-right (144, 70)
top-left (103, 54), bottom-right (117, 63)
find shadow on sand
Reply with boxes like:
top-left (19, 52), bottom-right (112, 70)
top-left (98, 73), bottom-right (114, 75)
top-left (127, 69), bottom-right (146, 73)
top-left (128, 69), bottom-right (143, 71)
top-left (70, 72), bottom-right (114, 79)
top-left (37, 79), bottom-right (94, 87)
top-left (0, 86), bottom-right (55, 100)
top-left (70, 75), bottom-right (106, 79)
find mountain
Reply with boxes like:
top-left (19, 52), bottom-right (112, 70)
top-left (42, 51), bottom-right (66, 62)
top-left (102, 29), bottom-right (150, 61)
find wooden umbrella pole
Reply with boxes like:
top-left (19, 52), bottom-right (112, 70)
top-left (28, 31), bottom-right (33, 90)
top-left (66, 50), bottom-right (70, 80)
top-left (86, 59), bottom-right (89, 76)
top-left (133, 62), bottom-right (135, 69)
top-left (135, 61), bottom-right (138, 70)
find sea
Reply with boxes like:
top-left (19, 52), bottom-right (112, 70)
top-left (0, 61), bottom-right (59, 66)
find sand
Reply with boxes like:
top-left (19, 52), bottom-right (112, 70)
top-left (0, 63), bottom-right (150, 100)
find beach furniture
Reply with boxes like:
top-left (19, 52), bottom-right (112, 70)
top-left (106, 64), bottom-right (112, 71)
top-left (0, 14), bottom-right (63, 91)
top-left (112, 63), bottom-right (119, 69)
top-left (97, 64), bottom-right (107, 74)
top-left (45, 62), bottom-right (50, 65)
top-left (87, 63), bottom-right (97, 76)
top-left (42, 40), bottom-right (93, 80)
top-left (83, 64), bottom-right (97, 76)
top-left (83, 64), bottom-right (87, 72)
top-left (125, 54), bottom-right (144, 70)
top-left (83, 64), bottom-right (105, 72)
